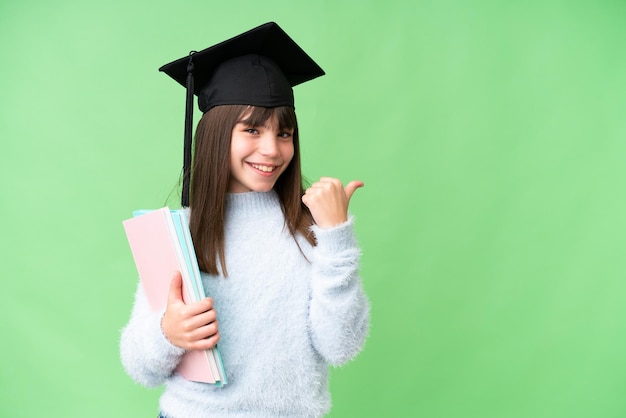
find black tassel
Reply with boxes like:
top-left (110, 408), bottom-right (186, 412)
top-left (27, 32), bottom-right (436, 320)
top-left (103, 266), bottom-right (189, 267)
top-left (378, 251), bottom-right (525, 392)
top-left (181, 52), bottom-right (195, 207)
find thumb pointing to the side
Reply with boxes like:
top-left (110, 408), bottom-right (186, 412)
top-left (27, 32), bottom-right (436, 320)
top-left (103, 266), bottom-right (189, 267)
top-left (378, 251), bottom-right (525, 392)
top-left (344, 180), bottom-right (364, 201)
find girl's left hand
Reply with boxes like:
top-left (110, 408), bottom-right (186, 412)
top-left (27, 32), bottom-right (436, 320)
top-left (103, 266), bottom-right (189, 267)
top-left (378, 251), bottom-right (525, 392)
top-left (302, 177), bottom-right (364, 229)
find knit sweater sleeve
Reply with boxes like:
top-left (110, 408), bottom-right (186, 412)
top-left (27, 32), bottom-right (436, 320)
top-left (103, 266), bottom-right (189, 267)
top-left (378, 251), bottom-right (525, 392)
top-left (308, 217), bottom-right (370, 366)
top-left (119, 282), bottom-right (186, 387)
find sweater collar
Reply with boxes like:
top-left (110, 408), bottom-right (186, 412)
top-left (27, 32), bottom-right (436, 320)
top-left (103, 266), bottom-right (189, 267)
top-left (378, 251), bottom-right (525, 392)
top-left (226, 190), bottom-right (281, 214)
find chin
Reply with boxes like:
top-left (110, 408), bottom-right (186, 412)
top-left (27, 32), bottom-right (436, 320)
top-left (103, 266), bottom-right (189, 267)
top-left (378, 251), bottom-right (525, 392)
top-left (252, 184), bottom-right (276, 192)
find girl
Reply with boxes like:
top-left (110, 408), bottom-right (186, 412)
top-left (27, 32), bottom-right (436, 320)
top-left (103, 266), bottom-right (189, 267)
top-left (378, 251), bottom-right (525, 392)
top-left (120, 22), bottom-right (370, 418)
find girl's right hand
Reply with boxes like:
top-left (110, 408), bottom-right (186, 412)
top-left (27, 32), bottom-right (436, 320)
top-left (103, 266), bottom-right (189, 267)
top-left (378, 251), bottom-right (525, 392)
top-left (161, 271), bottom-right (220, 351)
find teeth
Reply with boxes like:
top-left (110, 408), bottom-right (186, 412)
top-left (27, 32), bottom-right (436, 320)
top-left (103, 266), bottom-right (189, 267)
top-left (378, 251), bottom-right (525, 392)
top-left (251, 164), bottom-right (276, 173)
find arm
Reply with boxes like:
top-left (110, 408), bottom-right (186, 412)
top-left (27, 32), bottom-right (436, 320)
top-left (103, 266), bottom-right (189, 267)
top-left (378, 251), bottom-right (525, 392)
top-left (302, 177), bottom-right (370, 365)
top-left (119, 283), bottom-right (186, 387)
top-left (308, 218), bottom-right (370, 366)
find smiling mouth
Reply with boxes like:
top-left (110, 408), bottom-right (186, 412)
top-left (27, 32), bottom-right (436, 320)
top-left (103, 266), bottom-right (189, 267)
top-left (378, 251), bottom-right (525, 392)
top-left (249, 163), bottom-right (278, 173)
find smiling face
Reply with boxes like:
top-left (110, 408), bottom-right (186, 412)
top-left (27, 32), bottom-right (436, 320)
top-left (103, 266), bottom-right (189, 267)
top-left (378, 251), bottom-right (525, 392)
top-left (228, 111), bottom-right (295, 193)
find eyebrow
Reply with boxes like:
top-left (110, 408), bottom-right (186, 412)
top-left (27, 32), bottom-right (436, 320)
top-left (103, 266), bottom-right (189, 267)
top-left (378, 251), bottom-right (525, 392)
top-left (237, 118), bottom-right (293, 131)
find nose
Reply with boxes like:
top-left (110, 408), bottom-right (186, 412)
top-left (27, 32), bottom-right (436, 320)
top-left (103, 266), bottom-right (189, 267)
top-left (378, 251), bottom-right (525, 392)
top-left (258, 133), bottom-right (279, 157)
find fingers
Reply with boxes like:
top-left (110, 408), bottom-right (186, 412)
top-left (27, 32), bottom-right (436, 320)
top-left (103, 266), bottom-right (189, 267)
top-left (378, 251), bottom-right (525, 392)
top-left (163, 300), bottom-right (220, 350)
top-left (177, 311), bottom-right (220, 350)
top-left (180, 304), bottom-right (217, 331)
top-left (181, 318), bottom-right (220, 345)
top-left (303, 177), bottom-right (363, 228)
top-left (318, 176), bottom-right (343, 185)
top-left (188, 331), bottom-right (221, 351)
top-left (311, 177), bottom-right (364, 199)
top-left (163, 273), bottom-right (220, 350)
top-left (179, 296), bottom-right (215, 317)
top-left (303, 177), bottom-right (337, 198)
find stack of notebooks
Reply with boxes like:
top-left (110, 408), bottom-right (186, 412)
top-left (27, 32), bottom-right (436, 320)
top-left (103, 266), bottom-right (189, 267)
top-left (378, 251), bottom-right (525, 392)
top-left (123, 207), bottom-right (227, 386)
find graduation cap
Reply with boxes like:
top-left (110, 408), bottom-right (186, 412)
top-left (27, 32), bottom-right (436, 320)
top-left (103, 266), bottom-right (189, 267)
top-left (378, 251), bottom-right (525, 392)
top-left (159, 22), bottom-right (325, 207)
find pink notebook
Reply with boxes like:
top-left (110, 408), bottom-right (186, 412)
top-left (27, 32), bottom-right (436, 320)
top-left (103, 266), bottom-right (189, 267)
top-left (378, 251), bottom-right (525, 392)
top-left (123, 207), bottom-right (219, 384)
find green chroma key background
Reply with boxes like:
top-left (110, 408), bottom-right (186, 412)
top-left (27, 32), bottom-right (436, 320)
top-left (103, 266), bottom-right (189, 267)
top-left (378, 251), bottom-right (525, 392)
top-left (2, 0), bottom-right (625, 417)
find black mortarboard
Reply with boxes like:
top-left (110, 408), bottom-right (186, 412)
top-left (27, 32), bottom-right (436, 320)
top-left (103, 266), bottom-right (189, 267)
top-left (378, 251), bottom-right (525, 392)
top-left (158, 22), bottom-right (325, 207)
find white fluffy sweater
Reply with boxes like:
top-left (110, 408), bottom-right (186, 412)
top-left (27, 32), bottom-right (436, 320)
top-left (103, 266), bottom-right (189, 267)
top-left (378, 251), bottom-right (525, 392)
top-left (120, 191), bottom-right (370, 417)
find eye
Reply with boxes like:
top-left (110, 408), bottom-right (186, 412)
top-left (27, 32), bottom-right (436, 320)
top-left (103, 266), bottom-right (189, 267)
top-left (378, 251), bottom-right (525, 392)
top-left (278, 131), bottom-right (293, 140)
top-left (244, 128), bottom-right (259, 135)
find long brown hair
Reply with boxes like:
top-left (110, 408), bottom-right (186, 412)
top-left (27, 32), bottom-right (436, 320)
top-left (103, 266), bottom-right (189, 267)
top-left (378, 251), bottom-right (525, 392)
top-left (189, 105), bottom-right (316, 276)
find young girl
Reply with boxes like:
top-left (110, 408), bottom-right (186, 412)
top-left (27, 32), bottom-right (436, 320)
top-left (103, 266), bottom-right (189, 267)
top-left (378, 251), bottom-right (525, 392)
top-left (120, 22), bottom-right (370, 418)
